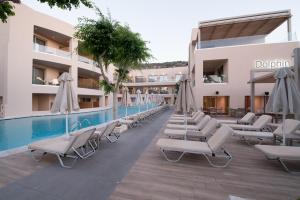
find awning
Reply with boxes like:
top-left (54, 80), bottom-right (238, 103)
top-left (248, 72), bottom-right (275, 83)
top-left (199, 10), bottom-right (291, 41)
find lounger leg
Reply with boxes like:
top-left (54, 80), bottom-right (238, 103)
top-left (277, 159), bottom-right (300, 175)
top-left (56, 154), bottom-right (78, 169)
top-left (72, 142), bottom-right (96, 159)
top-left (30, 150), bottom-right (47, 162)
top-left (204, 149), bottom-right (232, 168)
top-left (160, 149), bottom-right (185, 162)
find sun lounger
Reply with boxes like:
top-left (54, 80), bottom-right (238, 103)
top-left (29, 128), bottom-right (96, 168)
top-left (272, 119), bottom-right (300, 142)
top-left (228, 115), bottom-right (272, 131)
top-left (164, 118), bottom-right (218, 140)
top-left (157, 125), bottom-right (233, 167)
top-left (95, 121), bottom-right (119, 144)
top-left (168, 112), bottom-right (204, 124)
top-left (234, 119), bottom-right (300, 144)
top-left (218, 112), bottom-right (255, 125)
top-left (166, 115), bottom-right (211, 131)
top-left (255, 144), bottom-right (300, 174)
top-left (170, 111), bottom-right (201, 119)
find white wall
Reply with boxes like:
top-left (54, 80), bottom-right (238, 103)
top-left (193, 41), bottom-right (300, 109)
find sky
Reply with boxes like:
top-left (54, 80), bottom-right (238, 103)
top-left (23, 0), bottom-right (300, 63)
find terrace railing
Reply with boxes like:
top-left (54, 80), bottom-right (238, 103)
top-left (78, 55), bottom-right (97, 66)
top-left (33, 43), bottom-right (71, 59)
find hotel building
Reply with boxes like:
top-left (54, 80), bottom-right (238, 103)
top-left (121, 65), bottom-right (188, 105)
top-left (0, 4), bottom-right (114, 118)
top-left (188, 10), bottom-right (300, 115)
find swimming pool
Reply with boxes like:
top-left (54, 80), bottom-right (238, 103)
top-left (0, 104), bottom-right (156, 152)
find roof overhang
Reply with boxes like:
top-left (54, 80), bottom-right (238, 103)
top-left (248, 72), bottom-right (275, 84)
top-left (199, 10), bottom-right (291, 41)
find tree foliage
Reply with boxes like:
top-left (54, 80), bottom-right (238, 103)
top-left (75, 9), bottom-right (152, 94)
top-left (0, 0), bottom-right (92, 23)
top-left (75, 9), bottom-right (151, 119)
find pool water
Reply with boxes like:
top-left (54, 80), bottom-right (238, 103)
top-left (0, 104), bottom-right (156, 152)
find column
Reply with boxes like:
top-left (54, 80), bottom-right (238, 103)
top-left (250, 71), bottom-right (255, 113)
top-left (287, 17), bottom-right (292, 41)
top-left (294, 48), bottom-right (300, 119)
top-left (69, 38), bottom-right (78, 89)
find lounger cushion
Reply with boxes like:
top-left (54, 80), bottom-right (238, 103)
top-left (207, 125), bottom-right (233, 152)
top-left (228, 124), bottom-right (261, 131)
top-left (29, 136), bottom-right (75, 154)
top-left (234, 130), bottom-right (274, 138)
top-left (252, 115), bottom-right (272, 128)
top-left (255, 145), bottom-right (300, 160)
top-left (217, 119), bottom-right (237, 124)
top-left (273, 119), bottom-right (300, 138)
top-left (168, 113), bottom-right (204, 124)
top-left (157, 138), bottom-right (212, 154)
top-left (166, 115), bottom-right (210, 130)
top-left (164, 129), bottom-right (203, 138)
top-left (239, 112), bottom-right (255, 124)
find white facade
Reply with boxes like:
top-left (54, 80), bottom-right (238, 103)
top-left (0, 4), bottom-right (113, 117)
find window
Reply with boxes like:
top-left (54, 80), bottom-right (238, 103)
top-left (32, 67), bottom-right (44, 84)
top-left (175, 74), bottom-right (182, 81)
top-left (159, 75), bottom-right (168, 82)
top-left (148, 75), bottom-right (158, 82)
top-left (81, 97), bottom-right (91, 102)
top-left (33, 35), bottom-right (46, 52)
top-left (148, 87), bottom-right (160, 94)
top-left (203, 59), bottom-right (228, 83)
top-left (160, 87), bottom-right (169, 94)
top-left (135, 76), bottom-right (145, 83)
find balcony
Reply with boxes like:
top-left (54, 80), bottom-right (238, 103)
top-left (203, 59), bottom-right (228, 84)
top-left (78, 55), bottom-right (96, 66)
top-left (78, 78), bottom-right (99, 90)
top-left (135, 77), bottom-right (147, 83)
top-left (33, 43), bottom-right (71, 59)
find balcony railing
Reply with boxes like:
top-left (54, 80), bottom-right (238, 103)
top-left (33, 43), bottom-right (71, 59)
top-left (198, 32), bottom-right (298, 49)
top-left (129, 78), bottom-right (178, 83)
top-left (203, 75), bottom-right (227, 84)
top-left (78, 55), bottom-right (97, 66)
top-left (78, 79), bottom-right (99, 90)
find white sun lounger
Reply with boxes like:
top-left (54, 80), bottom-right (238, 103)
top-left (255, 144), bottom-right (300, 174)
top-left (228, 115), bottom-right (272, 131)
top-left (29, 128), bottom-right (96, 168)
top-left (170, 111), bottom-right (201, 120)
top-left (168, 112), bottom-right (204, 124)
top-left (218, 112), bottom-right (255, 125)
top-left (166, 115), bottom-right (211, 131)
top-left (234, 119), bottom-right (300, 144)
top-left (164, 118), bottom-right (218, 140)
top-left (157, 125), bottom-right (233, 167)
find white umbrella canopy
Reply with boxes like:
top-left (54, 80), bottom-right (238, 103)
top-left (121, 87), bottom-right (132, 116)
top-left (136, 89), bottom-right (144, 105)
top-left (144, 90), bottom-right (150, 110)
top-left (175, 75), bottom-right (197, 114)
top-left (174, 75), bottom-right (197, 139)
top-left (150, 93), bottom-right (155, 108)
top-left (265, 67), bottom-right (300, 145)
top-left (136, 89), bottom-right (143, 112)
top-left (121, 87), bottom-right (132, 106)
top-left (51, 72), bottom-right (80, 135)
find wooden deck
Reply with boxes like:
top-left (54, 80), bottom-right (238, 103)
top-left (0, 151), bottom-right (52, 188)
top-left (109, 124), bottom-right (300, 200)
